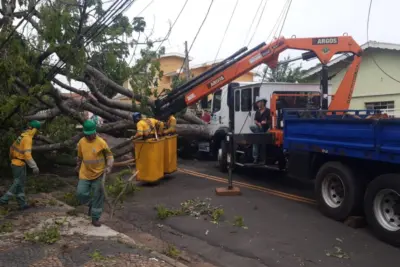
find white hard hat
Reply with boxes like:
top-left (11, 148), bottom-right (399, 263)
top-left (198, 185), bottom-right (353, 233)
top-left (255, 96), bottom-right (267, 103)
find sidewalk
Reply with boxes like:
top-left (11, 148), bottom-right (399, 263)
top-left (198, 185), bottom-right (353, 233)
top-left (0, 193), bottom-right (185, 267)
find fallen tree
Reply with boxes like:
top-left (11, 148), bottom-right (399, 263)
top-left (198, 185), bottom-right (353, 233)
top-left (0, 0), bottom-right (209, 167)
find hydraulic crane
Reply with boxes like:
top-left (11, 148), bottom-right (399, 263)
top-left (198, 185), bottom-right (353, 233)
top-left (154, 35), bottom-right (362, 120)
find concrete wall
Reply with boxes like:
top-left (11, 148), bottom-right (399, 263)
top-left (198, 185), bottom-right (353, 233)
top-left (306, 49), bottom-right (400, 109)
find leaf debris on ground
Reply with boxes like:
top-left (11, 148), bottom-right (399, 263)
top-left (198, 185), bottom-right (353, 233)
top-left (325, 246), bottom-right (350, 259)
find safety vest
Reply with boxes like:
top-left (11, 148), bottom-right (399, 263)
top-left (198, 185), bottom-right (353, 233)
top-left (77, 136), bottom-right (114, 180)
top-left (164, 115), bottom-right (177, 135)
top-left (135, 118), bottom-right (164, 138)
top-left (10, 129), bottom-right (36, 166)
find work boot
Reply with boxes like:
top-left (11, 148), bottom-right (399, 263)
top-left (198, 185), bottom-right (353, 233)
top-left (92, 219), bottom-right (101, 227)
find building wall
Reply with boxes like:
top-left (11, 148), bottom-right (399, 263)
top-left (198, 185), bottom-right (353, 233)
top-left (307, 49), bottom-right (400, 109)
top-left (154, 59), bottom-right (254, 95)
top-left (122, 56), bottom-right (255, 102)
top-left (190, 66), bottom-right (254, 82)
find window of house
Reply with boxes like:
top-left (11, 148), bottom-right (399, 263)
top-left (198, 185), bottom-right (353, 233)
top-left (241, 88), bottom-right (252, 111)
top-left (234, 90), bottom-right (240, 111)
top-left (365, 101), bottom-right (395, 110)
top-left (212, 90), bottom-right (222, 113)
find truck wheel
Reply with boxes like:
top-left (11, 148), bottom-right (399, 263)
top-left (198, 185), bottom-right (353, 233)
top-left (218, 141), bottom-right (228, 173)
top-left (315, 162), bottom-right (364, 221)
top-left (364, 174), bottom-right (400, 247)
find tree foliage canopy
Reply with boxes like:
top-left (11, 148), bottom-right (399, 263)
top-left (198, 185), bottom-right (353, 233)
top-left (258, 55), bottom-right (306, 83)
top-left (0, 0), bottom-right (173, 167)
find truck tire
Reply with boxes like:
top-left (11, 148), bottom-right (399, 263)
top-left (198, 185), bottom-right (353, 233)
top-left (364, 174), bottom-right (400, 247)
top-left (218, 140), bottom-right (228, 173)
top-left (315, 161), bottom-right (364, 221)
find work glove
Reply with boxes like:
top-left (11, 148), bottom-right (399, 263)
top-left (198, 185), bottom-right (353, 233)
top-left (32, 167), bottom-right (39, 175)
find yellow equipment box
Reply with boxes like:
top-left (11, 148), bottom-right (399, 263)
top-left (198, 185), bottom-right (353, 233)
top-left (134, 138), bottom-right (165, 182)
top-left (164, 135), bottom-right (178, 174)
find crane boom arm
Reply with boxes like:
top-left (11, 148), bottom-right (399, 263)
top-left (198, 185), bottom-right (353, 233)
top-left (154, 36), bottom-right (362, 120)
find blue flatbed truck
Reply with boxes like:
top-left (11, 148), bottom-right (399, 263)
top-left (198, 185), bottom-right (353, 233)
top-left (283, 109), bottom-right (400, 246)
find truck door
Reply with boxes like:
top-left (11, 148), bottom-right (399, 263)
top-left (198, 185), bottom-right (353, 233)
top-left (234, 87), bottom-right (259, 134)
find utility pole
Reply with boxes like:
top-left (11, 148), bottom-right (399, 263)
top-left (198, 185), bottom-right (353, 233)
top-left (183, 41), bottom-right (190, 80)
top-left (183, 40), bottom-right (197, 111)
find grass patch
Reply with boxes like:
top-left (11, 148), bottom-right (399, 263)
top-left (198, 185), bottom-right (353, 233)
top-left (164, 244), bottom-right (181, 259)
top-left (24, 224), bottom-right (61, 244)
top-left (62, 192), bottom-right (80, 207)
top-left (26, 175), bottom-right (65, 194)
top-left (89, 249), bottom-right (107, 261)
top-left (48, 199), bottom-right (58, 206)
top-left (0, 221), bottom-right (13, 233)
top-left (0, 207), bottom-right (10, 217)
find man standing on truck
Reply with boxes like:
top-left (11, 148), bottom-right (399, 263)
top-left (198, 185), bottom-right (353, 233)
top-left (250, 96), bottom-right (271, 163)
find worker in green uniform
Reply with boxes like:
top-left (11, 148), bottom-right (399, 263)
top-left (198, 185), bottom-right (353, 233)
top-left (76, 120), bottom-right (114, 227)
top-left (0, 120), bottom-right (41, 209)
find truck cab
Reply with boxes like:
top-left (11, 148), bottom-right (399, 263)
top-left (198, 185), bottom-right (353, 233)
top-left (199, 82), bottom-right (331, 161)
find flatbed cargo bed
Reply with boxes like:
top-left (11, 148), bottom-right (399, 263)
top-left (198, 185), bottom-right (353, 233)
top-left (283, 110), bottom-right (400, 164)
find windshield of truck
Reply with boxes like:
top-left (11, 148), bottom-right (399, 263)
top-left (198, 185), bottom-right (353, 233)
top-left (212, 90), bottom-right (222, 113)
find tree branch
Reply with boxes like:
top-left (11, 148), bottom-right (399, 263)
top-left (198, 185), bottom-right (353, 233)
top-left (85, 64), bottom-right (154, 107)
top-left (84, 77), bottom-right (136, 111)
top-left (33, 120), bottom-right (136, 151)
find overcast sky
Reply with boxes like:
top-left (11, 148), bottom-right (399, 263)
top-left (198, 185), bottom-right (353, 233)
top-left (58, 0), bottom-right (399, 91)
top-left (126, 0), bottom-right (399, 70)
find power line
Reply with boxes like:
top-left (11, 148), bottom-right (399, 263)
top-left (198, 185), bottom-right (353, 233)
top-left (85, 0), bottom-right (134, 45)
top-left (277, 0), bottom-right (292, 37)
top-left (243, 0), bottom-right (264, 47)
top-left (367, 0), bottom-right (400, 83)
top-left (254, 0), bottom-right (289, 78)
top-left (136, 0), bottom-right (154, 17)
top-left (236, 0), bottom-right (291, 135)
top-left (177, 0), bottom-right (215, 76)
top-left (268, 0), bottom-right (289, 42)
top-left (247, 0), bottom-right (269, 47)
top-left (258, 0), bottom-right (292, 83)
top-left (155, 0), bottom-right (189, 52)
top-left (48, 0), bottom-right (135, 80)
top-left (213, 0), bottom-right (239, 63)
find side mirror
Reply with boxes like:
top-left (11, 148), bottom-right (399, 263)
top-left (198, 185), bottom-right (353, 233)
top-left (200, 97), bottom-right (208, 109)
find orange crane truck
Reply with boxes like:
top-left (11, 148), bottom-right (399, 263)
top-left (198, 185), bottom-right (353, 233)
top-left (151, 36), bottom-right (400, 246)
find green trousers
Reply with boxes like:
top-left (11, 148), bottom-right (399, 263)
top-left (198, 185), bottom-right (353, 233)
top-left (76, 176), bottom-right (104, 220)
top-left (0, 164), bottom-right (27, 207)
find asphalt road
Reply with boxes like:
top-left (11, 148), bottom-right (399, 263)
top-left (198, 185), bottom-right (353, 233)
top-left (116, 159), bottom-right (400, 267)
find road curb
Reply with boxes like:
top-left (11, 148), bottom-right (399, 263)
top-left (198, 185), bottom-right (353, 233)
top-left (44, 193), bottom-right (189, 267)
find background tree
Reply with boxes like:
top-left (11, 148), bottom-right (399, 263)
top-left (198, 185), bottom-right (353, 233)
top-left (258, 55), bottom-right (306, 83)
